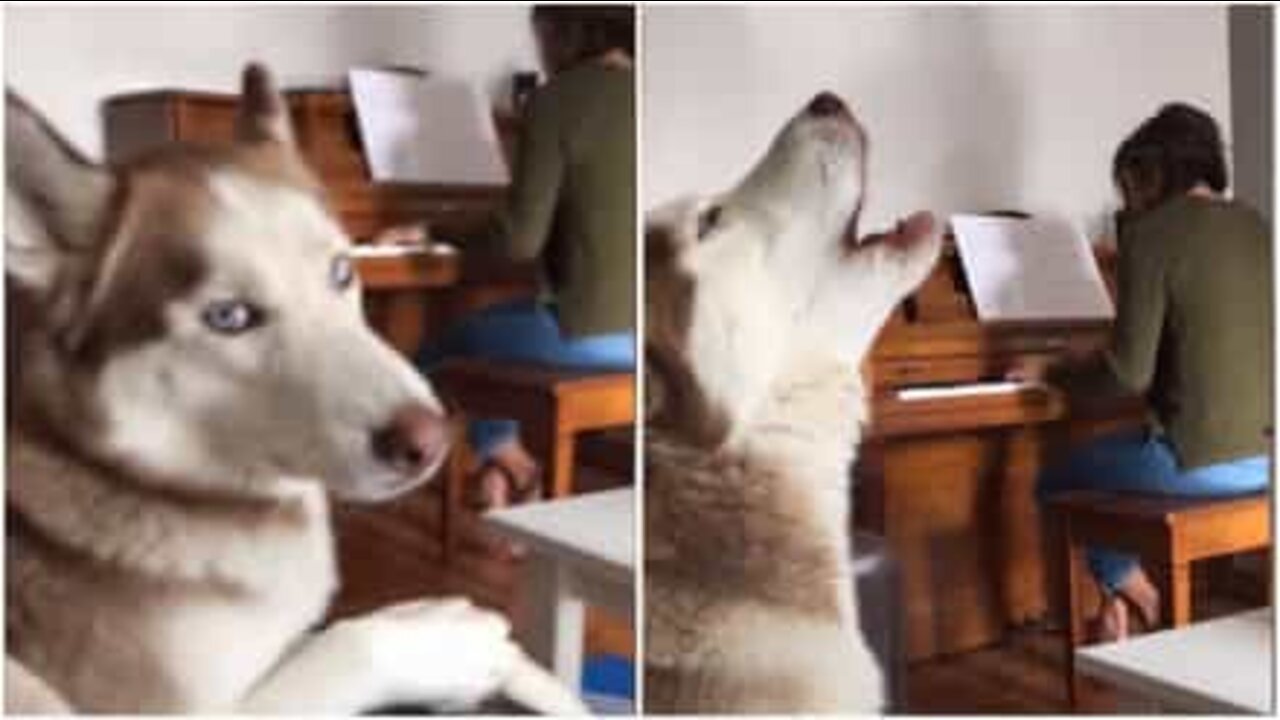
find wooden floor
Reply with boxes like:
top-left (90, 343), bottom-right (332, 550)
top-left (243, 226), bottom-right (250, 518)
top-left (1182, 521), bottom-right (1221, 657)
top-left (905, 597), bottom-right (1261, 714)
top-left (906, 626), bottom-right (1112, 714)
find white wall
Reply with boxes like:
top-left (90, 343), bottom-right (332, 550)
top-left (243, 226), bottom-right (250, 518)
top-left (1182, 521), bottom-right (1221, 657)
top-left (6, 5), bottom-right (1246, 239)
top-left (6, 5), bottom-right (539, 159)
top-left (643, 6), bottom-right (1232, 240)
top-left (1230, 5), bottom-right (1273, 223)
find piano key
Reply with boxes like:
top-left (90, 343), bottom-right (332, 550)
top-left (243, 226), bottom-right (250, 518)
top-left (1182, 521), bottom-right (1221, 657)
top-left (348, 242), bottom-right (459, 258)
top-left (896, 380), bottom-right (1039, 401)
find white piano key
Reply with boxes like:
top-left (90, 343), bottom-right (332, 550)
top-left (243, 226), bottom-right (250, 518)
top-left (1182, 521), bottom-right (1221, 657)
top-left (347, 242), bottom-right (459, 258)
top-left (896, 380), bottom-right (1038, 402)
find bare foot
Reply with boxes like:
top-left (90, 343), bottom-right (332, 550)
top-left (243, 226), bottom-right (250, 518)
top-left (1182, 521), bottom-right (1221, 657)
top-left (1116, 566), bottom-right (1161, 631)
top-left (476, 468), bottom-right (511, 509)
top-left (470, 439), bottom-right (539, 561)
top-left (471, 439), bottom-right (540, 511)
top-left (1089, 594), bottom-right (1130, 643)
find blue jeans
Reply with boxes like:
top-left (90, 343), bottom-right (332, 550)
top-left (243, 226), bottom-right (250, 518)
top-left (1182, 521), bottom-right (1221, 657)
top-left (418, 300), bottom-right (635, 458)
top-left (1037, 431), bottom-right (1270, 592)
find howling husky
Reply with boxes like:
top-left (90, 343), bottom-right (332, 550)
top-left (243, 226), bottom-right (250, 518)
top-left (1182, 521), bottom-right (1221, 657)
top-left (644, 91), bottom-right (941, 713)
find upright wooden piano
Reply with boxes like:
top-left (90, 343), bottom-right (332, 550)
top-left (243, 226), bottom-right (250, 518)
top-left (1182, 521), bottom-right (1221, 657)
top-left (856, 239), bottom-right (1145, 661)
top-left (103, 87), bottom-right (539, 617)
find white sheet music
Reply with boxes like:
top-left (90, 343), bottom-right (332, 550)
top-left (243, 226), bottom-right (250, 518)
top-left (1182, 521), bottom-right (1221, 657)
top-left (951, 214), bottom-right (1114, 322)
top-left (348, 68), bottom-right (509, 185)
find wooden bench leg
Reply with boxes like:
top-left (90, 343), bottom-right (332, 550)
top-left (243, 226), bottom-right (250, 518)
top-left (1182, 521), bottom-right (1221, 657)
top-left (550, 430), bottom-right (576, 499)
top-left (523, 406), bottom-right (576, 500)
top-left (525, 432), bottom-right (576, 500)
top-left (1058, 517), bottom-right (1087, 708)
top-left (1169, 562), bottom-right (1193, 627)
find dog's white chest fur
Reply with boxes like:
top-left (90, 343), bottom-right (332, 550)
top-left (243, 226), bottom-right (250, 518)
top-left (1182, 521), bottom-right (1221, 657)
top-left (7, 437), bottom-right (337, 712)
top-left (645, 358), bottom-right (881, 713)
top-left (139, 489), bottom-right (337, 711)
top-left (134, 554), bottom-right (335, 711)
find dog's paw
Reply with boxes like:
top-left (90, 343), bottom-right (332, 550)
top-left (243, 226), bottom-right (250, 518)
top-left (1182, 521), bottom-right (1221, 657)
top-left (352, 597), bottom-right (522, 710)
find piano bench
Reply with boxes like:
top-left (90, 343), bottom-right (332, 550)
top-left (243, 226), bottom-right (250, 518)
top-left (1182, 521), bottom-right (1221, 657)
top-left (1049, 491), bottom-right (1271, 706)
top-left (431, 359), bottom-right (635, 562)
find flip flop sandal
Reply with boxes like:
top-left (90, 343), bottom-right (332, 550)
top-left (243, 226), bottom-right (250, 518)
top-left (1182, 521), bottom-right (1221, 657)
top-left (506, 458), bottom-right (542, 504)
top-left (467, 459), bottom-right (540, 561)
top-left (467, 458), bottom-right (542, 512)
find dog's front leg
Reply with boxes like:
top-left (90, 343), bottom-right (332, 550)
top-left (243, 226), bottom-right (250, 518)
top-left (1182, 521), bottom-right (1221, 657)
top-left (239, 598), bottom-right (587, 715)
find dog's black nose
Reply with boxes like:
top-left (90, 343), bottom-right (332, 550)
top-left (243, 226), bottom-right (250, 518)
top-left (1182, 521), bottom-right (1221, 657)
top-left (370, 404), bottom-right (449, 478)
top-left (807, 91), bottom-right (848, 118)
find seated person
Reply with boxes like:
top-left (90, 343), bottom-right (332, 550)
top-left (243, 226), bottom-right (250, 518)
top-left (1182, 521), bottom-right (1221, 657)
top-left (1016, 103), bottom-right (1272, 642)
top-left (418, 5), bottom-right (636, 508)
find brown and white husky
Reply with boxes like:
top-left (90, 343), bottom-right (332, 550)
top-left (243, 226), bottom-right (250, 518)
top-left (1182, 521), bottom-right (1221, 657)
top-left (643, 91), bottom-right (941, 713)
top-left (5, 64), bottom-right (584, 715)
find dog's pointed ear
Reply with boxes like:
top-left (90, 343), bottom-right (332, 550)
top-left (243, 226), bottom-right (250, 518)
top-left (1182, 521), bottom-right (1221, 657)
top-left (6, 90), bottom-right (116, 294)
top-left (235, 63), bottom-right (296, 147)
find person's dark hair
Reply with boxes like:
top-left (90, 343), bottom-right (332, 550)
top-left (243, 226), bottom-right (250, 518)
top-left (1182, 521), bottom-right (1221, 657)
top-left (532, 5), bottom-right (635, 62)
top-left (1112, 102), bottom-right (1229, 204)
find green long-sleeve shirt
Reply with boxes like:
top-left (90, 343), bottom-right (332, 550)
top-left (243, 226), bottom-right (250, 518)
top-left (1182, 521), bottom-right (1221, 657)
top-left (476, 63), bottom-right (636, 338)
top-left (1057, 195), bottom-right (1273, 469)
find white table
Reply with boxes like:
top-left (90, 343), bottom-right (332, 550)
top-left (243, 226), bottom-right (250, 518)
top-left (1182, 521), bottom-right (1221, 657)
top-left (485, 488), bottom-right (634, 693)
top-left (1077, 607), bottom-right (1273, 714)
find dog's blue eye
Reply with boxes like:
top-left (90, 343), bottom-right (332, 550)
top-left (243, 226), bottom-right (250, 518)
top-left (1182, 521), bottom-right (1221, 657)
top-left (201, 300), bottom-right (263, 335)
top-left (331, 255), bottom-right (355, 291)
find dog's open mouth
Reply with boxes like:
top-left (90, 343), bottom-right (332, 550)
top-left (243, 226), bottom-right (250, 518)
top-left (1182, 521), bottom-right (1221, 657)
top-left (844, 211), bottom-right (937, 255)
top-left (797, 91), bottom-right (868, 250)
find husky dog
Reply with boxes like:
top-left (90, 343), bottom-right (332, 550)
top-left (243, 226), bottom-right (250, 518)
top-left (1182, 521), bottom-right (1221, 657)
top-left (5, 64), bottom-right (584, 715)
top-left (643, 92), bottom-right (941, 713)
